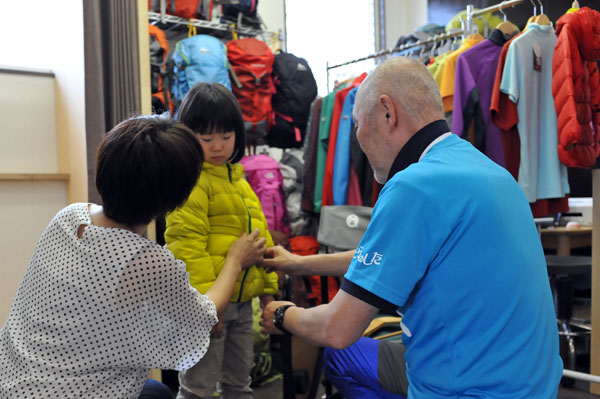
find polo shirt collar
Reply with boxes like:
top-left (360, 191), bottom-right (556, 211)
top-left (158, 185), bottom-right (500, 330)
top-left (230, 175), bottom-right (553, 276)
top-left (387, 119), bottom-right (450, 181)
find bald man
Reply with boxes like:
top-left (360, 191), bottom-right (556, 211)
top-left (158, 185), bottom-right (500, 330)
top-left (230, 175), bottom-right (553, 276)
top-left (261, 57), bottom-right (562, 398)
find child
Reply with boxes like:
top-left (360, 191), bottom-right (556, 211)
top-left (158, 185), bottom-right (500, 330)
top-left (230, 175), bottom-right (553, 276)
top-left (165, 83), bottom-right (278, 399)
top-left (0, 115), bottom-right (266, 398)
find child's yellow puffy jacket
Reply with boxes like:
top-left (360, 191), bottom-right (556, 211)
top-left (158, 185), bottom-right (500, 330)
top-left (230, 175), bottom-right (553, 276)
top-left (165, 162), bottom-right (278, 302)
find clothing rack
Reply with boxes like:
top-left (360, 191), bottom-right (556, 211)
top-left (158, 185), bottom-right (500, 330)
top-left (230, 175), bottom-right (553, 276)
top-left (464, 0), bottom-right (525, 36)
top-left (325, 0), bottom-right (527, 91)
top-left (325, 28), bottom-right (464, 91)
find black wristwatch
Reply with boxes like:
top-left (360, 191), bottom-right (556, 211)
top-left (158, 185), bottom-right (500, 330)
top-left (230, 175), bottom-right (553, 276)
top-left (273, 304), bottom-right (295, 335)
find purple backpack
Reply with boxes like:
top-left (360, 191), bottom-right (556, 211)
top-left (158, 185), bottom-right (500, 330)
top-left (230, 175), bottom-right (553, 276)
top-left (240, 154), bottom-right (290, 236)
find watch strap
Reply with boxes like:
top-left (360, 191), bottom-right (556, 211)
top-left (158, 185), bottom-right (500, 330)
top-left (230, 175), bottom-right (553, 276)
top-left (273, 304), bottom-right (295, 335)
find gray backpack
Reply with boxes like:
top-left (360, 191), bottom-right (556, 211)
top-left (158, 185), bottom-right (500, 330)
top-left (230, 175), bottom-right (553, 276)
top-left (317, 205), bottom-right (373, 252)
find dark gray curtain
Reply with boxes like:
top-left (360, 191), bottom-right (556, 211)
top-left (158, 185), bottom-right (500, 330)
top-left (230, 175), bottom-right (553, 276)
top-left (84, 0), bottom-right (141, 204)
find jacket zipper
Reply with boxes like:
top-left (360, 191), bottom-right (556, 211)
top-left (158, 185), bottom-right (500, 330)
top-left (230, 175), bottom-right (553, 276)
top-left (229, 163), bottom-right (251, 303)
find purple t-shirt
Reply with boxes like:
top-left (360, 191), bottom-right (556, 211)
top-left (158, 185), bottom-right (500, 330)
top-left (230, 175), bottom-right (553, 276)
top-left (452, 29), bottom-right (507, 167)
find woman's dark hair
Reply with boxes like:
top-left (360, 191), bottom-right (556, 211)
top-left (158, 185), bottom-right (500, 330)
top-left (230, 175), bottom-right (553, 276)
top-left (95, 114), bottom-right (203, 226)
top-left (177, 82), bottom-right (246, 163)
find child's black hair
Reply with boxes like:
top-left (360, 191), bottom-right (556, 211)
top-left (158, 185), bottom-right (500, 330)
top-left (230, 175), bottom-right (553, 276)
top-left (177, 83), bottom-right (246, 163)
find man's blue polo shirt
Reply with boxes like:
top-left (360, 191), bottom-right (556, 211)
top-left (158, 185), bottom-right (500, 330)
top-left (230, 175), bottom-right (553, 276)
top-left (343, 121), bottom-right (562, 398)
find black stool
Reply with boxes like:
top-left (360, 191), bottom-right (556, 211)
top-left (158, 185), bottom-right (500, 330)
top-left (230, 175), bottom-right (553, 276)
top-left (545, 255), bottom-right (591, 378)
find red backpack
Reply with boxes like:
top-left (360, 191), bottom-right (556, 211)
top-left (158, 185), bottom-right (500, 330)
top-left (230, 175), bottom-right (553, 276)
top-left (226, 38), bottom-right (275, 145)
top-left (148, 0), bottom-right (213, 20)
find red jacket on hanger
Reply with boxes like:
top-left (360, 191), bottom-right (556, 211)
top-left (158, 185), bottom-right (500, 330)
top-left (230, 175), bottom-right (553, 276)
top-left (552, 7), bottom-right (600, 168)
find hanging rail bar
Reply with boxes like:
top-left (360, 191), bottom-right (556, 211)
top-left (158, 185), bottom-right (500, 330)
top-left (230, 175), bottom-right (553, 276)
top-left (327, 29), bottom-right (463, 71)
top-left (471, 0), bottom-right (525, 17)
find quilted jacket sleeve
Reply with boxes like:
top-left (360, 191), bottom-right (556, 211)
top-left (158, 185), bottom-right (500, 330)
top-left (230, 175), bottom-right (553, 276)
top-left (164, 186), bottom-right (218, 295)
top-left (552, 24), bottom-right (582, 166)
top-left (589, 61), bottom-right (600, 160)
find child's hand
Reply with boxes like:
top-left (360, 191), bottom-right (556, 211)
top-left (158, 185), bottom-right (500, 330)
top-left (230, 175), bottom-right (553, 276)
top-left (228, 228), bottom-right (266, 269)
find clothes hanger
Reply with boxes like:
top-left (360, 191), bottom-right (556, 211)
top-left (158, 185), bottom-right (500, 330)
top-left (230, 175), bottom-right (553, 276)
top-left (496, 2), bottom-right (519, 36)
top-left (524, 0), bottom-right (538, 30)
top-left (476, 16), bottom-right (490, 37)
top-left (534, 0), bottom-right (551, 26)
top-left (430, 34), bottom-right (442, 58)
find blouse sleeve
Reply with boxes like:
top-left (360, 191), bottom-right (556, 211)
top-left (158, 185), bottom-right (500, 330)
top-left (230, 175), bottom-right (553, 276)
top-left (116, 243), bottom-right (218, 371)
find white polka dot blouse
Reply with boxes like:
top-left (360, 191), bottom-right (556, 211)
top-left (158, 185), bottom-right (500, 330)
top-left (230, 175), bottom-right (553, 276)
top-left (0, 203), bottom-right (218, 398)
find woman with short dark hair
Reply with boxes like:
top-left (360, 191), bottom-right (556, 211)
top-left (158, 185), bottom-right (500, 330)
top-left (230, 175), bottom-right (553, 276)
top-left (0, 115), bottom-right (266, 399)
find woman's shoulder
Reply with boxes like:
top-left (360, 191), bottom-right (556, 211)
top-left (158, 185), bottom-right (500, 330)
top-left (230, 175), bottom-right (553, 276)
top-left (48, 203), bottom-right (91, 232)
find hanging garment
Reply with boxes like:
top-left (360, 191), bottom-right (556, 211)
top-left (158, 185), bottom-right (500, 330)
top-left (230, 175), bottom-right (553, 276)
top-left (439, 34), bottom-right (484, 113)
top-left (552, 7), bottom-right (600, 168)
top-left (453, 29), bottom-right (508, 167)
top-left (349, 123), bottom-right (376, 207)
top-left (301, 98), bottom-right (323, 213)
top-left (322, 74), bottom-right (367, 208)
top-left (446, 10), bottom-right (503, 37)
top-left (490, 32), bottom-right (522, 177)
top-left (332, 87), bottom-right (359, 205)
top-left (429, 52), bottom-right (450, 84)
top-left (313, 92), bottom-right (337, 213)
top-left (490, 32), bottom-right (568, 217)
top-left (500, 23), bottom-right (570, 202)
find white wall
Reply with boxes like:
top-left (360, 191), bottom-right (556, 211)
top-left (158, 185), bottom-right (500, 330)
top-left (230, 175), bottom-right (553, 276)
top-left (258, 0), bottom-right (285, 43)
top-left (384, 0), bottom-right (429, 49)
top-left (0, 0), bottom-right (87, 204)
top-left (0, 0), bottom-right (86, 323)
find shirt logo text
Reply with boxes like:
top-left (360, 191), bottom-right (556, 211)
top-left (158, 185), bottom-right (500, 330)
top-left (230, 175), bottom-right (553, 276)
top-left (353, 246), bottom-right (383, 266)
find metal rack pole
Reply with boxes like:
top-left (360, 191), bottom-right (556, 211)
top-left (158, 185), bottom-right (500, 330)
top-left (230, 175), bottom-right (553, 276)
top-left (326, 29), bottom-right (463, 72)
top-left (471, 0), bottom-right (525, 17)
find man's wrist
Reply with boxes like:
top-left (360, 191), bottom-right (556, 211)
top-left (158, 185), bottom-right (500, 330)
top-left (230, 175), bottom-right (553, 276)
top-left (272, 304), bottom-right (295, 335)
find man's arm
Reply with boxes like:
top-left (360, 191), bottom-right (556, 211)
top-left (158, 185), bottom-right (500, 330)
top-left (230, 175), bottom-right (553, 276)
top-left (261, 289), bottom-right (379, 349)
top-left (261, 245), bottom-right (354, 277)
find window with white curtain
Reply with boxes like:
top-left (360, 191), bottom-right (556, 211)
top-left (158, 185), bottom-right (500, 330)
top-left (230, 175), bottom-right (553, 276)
top-left (285, 0), bottom-right (376, 96)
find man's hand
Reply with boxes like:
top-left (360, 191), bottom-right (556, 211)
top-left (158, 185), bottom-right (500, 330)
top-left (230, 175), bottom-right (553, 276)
top-left (261, 245), bottom-right (303, 275)
top-left (227, 228), bottom-right (266, 269)
top-left (260, 300), bottom-right (295, 334)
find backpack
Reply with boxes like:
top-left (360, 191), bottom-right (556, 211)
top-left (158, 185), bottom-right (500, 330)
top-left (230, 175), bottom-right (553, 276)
top-left (284, 236), bottom-right (338, 307)
top-left (148, 24), bottom-right (172, 113)
top-left (240, 154), bottom-right (290, 236)
top-left (268, 52), bottom-right (318, 149)
top-left (226, 38), bottom-right (275, 145)
top-left (171, 34), bottom-right (232, 104)
top-left (220, 0), bottom-right (261, 29)
top-left (148, 0), bottom-right (212, 19)
top-left (279, 149), bottom-right (314, 237)
top-left (221, 0), bottom-right (258, 18)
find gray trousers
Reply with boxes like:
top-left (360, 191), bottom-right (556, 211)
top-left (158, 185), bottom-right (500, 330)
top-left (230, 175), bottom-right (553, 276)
top-left (177, 301), bottom-right (254, 399)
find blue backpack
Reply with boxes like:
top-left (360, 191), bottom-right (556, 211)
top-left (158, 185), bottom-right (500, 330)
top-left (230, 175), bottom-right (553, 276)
top-left (171, 34), bottom-right (231, 102)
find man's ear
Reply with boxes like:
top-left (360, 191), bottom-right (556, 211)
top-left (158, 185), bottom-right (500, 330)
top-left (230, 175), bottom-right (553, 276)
top-left (379, 95), bottom-right (396, 128)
